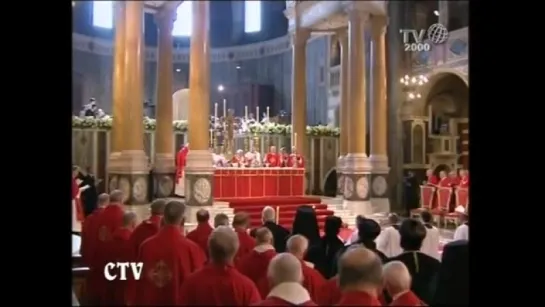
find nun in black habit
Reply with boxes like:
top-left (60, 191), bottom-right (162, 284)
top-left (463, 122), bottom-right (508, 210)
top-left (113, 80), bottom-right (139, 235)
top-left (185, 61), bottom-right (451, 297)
top-left (290, 205), bottom-right (322, 265)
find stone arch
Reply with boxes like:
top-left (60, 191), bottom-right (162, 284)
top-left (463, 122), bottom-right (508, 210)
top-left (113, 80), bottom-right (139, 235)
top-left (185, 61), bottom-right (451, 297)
top-left (323, 167), bottom-right (337, 197)
top-left (412, 69), bottom-right (469, 117)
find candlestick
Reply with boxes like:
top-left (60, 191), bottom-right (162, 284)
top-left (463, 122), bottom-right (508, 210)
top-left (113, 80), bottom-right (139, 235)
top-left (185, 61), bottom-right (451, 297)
top-left (214, 103), bottom-right (218, 119)
top-left (256, 106), bottom-right (260, 122)
top-left (223, 99), bottom-right (227, 118)
top-left (209, 130), bottom-right (213, 147)
top-left (245, 106), bottom-right (248, 120)
top-left (266, 106), bottom-right (270, 119)
top-left (294, 132), bottom-right (297, 149)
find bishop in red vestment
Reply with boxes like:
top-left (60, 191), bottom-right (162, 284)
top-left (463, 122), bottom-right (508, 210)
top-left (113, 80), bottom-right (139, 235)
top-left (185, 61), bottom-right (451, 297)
top-left (425, 169), bottom-right (438, 186)
top-left (80, 193), bottom-right (109, 266)
top-left (132, 200), bottom-right (206, 306)
top-left (186, 209), bottom-right (214, 257)
top-left (176, 144), bottom-right (189, 182)
top-left (231, 149), bottom-right (249, 167)
top-left (448, 171), bottom-right (460, 187)
top-left (103, 212), bottom-right (137, 305)
top-left (254, 253), bottom-right (316, 306)
top-left (72, 166), bottom-right (85, 223)
top-left (237, 227), bottom-right (276, 285)
top-left (232, 212), bottom-right (256, 265)
top-left (438, 171), bottom-right (450, 187)
top-left (316, 276), bottom-right (342, 305)
top-left (279, 147), bottom-right (289, 167)
top-left (264, 145), bottom-right (280, 167)
top-left (336, 247), bottom-right (383, 306)
top-left (383, 261), bottom-right (426, 306)
top-left (179, 226), bottom-right (261, 305)
top-left (288, 146), bottom-right (305, 168)
top-left (88, 190), bottom-right (125, 303)
top-left (459, 169), bottom-right (470, 188)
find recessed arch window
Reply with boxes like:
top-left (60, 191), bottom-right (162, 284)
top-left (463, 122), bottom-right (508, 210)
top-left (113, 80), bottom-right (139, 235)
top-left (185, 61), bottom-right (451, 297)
top-left (92, 1), bottom-right (114, 29)
top-left (244, 1), bottom-right (262, 33)
top-left (172, 1), bottom-right (192, 37)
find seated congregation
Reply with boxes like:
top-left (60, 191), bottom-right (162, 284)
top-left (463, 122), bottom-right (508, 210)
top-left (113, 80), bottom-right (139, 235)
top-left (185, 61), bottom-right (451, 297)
top-left (73, 191), bottom-right (468, 306)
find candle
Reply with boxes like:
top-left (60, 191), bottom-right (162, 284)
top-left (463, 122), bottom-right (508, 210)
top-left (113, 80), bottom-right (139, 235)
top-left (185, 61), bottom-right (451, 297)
top-left (294, 132), bottom-right (297, 149)
top-left (214, 103), bottom-right (218, 119)
top-left (266, 106), bottom-right (270, 119)
top-left (210, 130), bottom-right (213, 144)
top-left (245, 106), bottom-right (248, 120)
top-left (223, 99), bottom-right (227, 117)
top-left (256, 106), bottom-right (260, 122)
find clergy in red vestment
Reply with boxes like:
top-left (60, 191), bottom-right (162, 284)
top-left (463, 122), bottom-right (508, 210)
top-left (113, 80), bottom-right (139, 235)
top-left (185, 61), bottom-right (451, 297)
top-left (179, 226), bottom-right (261, 305)
top-left (264, 145), bottom-right (280, 167)
top-left (448, 171), bottom-right (459, 187)
top-left (425, 169), bottom-right (438, 186)
top-left (279, 147), bottom-right (289, 167)
top-left (103, 212), bottom-right (137, 306)
top-left (288, 146), bottom-right (305, 168)
top-left (88, 190), bottom-right (125, 304)
top-left (316, 276), bottom-right (342, 305)
top-left (383, 261), bottom-right (426, 306)
top-left (132, 200), bottom-right (206, 306)
top-left (253, 253), bottom-right (316, 306)
top-left (214, 213), bottom-right (230, 228)
top-left (438, 171), bottom-right (450, 187)
top-left (176, 143), bottom-right (189, 182)
top-left (258, 235), bottom-right (325, 301)
top-left (232, 212), bottom-right (256, 265)
top-left (186, 209), bottom-right (214, 257)
top-left (237, 227), bottom-right (276, 285)
top-left (336, 247), bottom-right (383, 306)
top-left (125, 199), bottom-right (167, 303)
top-left (231, 149), bottom-right (249, 167)
top-left (458, 169), bottom-right (470, 188)
top-left (72, 166), bottom-right (85, 226)
top-left (80, 193), bottom-right (109, 266)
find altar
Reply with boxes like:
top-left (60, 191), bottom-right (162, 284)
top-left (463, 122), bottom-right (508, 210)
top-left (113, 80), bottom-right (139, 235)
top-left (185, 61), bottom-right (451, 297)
top-left (213, 167), bottom-right (305, 199)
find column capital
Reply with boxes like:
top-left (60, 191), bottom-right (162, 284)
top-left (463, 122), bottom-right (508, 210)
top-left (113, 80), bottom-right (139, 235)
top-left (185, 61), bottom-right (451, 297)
top-left (154, 9), bottom-right (177, 31)
top-left (291, 28), bottom-right (311, 46)
top-left (335, 28), bottom-right (349, 47)
top-left (370, 15), bottom-right (388, 38)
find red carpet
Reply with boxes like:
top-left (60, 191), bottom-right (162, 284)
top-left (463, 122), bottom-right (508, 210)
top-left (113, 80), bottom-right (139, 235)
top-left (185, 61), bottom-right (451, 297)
top-left (224, 196), bottom-right (332, 230)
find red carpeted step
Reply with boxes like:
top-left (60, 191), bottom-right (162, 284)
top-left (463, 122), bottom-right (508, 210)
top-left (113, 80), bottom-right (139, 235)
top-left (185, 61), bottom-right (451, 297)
top-left (219, 196), bottom-right (322, 207)
top-left (232, 203), bottom-right (329, 213)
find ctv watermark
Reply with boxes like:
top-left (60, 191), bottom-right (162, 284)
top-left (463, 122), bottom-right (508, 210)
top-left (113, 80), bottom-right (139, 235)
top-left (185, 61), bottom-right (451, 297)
top-left (104, 262), bottom-right (143, 281)
top-left (400, 23), bottom-right (449, 52)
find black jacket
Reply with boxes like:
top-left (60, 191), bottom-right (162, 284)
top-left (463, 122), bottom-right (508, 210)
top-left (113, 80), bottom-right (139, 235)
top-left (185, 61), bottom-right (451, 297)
top-left (250, 221), bottom-right (290, 253)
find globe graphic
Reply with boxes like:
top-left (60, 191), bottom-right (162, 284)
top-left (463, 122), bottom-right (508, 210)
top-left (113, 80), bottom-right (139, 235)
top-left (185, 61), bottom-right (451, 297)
top-left (427, 23), bottom-right (449, 45)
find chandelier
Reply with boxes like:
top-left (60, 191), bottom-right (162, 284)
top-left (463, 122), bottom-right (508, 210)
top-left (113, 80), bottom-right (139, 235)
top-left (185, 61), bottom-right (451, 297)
top-left (399, 74), bottom-right (428, 100)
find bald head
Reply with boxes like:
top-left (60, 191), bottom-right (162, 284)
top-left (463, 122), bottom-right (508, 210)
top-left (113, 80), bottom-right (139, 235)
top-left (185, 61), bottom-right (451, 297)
top-left (208, 226), bottom-right (239, 264)
top-left (232, 212), bottom-right (250, 229)
top-left (123, 212), bottom-right (137, 228)
top-left (338, 247), bottom-right (383, 290)
top-left (163, 200), bottom-right (186, 225)
top-left (196, 209), bottom-right (210, 223)
top-left (267, 253), bottom-right (303, 288)
top-left (255, 227), bottom-right (273, 245)
top-left (262, 206), bottom-right (275, 223)
top-left (150, 199), bottom-right (167, 216)
top-left (110, 189), bottom-right (124, 203)
top-left (383, 261), bottom-right (412, 296)
top-left (214, 213), bottom-right (229, 228)
top-left (97, 193), bottom-right (110, 207)
top-left (286, 235), bottom-right (308, 259)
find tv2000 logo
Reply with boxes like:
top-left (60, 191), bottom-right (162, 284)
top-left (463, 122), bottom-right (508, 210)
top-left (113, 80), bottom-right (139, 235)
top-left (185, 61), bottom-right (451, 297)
top-left (399, 23), bottom-right (449, 52)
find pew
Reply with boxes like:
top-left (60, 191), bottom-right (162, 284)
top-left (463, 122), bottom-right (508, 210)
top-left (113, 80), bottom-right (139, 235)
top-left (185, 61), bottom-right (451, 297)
top-left (72, 267), bottom-right (90, 305)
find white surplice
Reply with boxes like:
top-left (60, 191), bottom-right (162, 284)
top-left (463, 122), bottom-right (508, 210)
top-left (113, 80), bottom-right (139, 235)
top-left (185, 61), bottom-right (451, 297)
top-left (453, 223), bottom-right (469, 241)
top-left (420, 225), bottom-right (441, 260)
top-left (376, 226), bottom-right (402, 258)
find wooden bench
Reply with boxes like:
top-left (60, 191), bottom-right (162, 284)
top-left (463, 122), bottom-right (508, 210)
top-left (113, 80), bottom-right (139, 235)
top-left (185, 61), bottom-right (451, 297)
top-left (72, 267), bottom-right (90, 305)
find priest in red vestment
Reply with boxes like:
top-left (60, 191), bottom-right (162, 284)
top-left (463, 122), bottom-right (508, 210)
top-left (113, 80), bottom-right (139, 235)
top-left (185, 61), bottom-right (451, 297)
top-left (80, 193), bottom-right (109, 266)
top-left (336, 247), bottom-right (383, 306)
top-left (88, 190), bottom-right (125, 304)
top-left (288, 146), bottom-right (305, 168)
top-left (448, 171), bottom-right (460, 187)
top-left (132, 200), bottom-right (206, 306)
top-left (253, 253), bottom-right (316, 306)
top-left (176, 143), bottom-right (189, 182)
top-left (425, 169), bottom-right (438, 186)
top-left (179, 226), bottom-right (261, 305)
top-left (232, 212), bottom-right (256, 265)
top-left (103, 212), bottom-right (137, 305)
top-left (186, 209), bottom-right (214, 257)
top-left (237, 227), bottom-right (276, 285)
top-left (72, 166), bottom-right (85, 226)
top-left (316, 276), bottom-right (341, 305)
top-left (459, 169), bottom-right (470, 188)
top-left (438, 171), bottom-right (450, 187)
top-left (384, 261), bottom-right (425, 306)
top-left (264, 145), bottom-right (280, 167)
top-left (231, 149), bottom-right (248, 167)
top-left (279, 147), bottom-right (289, 167)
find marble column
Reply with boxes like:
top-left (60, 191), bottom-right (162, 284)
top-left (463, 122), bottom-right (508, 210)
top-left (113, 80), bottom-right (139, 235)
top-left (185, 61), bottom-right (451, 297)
top-left (108, 2), bottom-right (126, 170)
top-left (438, 1), bottom-right (449, 28)
top-left (109, 1), bottom-right (150, 205)
top-left (152, 11), bottom-right (176, 198)
top-left (336, 29), bottom-right (349, 197)
top-left (343, 8), bottom-right (373, 217)
top-left (185, 1), bottom-right (214, 220)
top-left (369, 15), bottom-right (390, 214)
top-left (290, 28), bottom-right (310, 168)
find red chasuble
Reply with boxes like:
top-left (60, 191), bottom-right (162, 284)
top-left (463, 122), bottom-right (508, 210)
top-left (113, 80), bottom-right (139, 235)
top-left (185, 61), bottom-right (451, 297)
top-left (179, 264), bottom-right (261, 305)
top-left (288, 153), bottom-right (305, 168)
top-left (72, 178), bottom-right (85, 222)
top-left (253, 283), bottom-right (316, 306)
top-left (80, 207), bottom-right (104, 266)
top-left (236, 244), bottom-right (276, 285)
top-left (336, 291), bottom-right (382, 306)
top-left (427, 175), bottom-right (439, 186)
top-left (280, 154), bottom-right (290, 167)
top-left (438, 177), bottom-right (451, 187)
top-left (103, 227), bottom-right (133, 305)
top-left (132, 225), bottom-right (206, 306)
top-left (186, 222), bottom-right (214, 257)
top-left (234, 228), bottom-right (256, 265)
top-left (231, 155), bottom-right (248, 167)
top-left (265, 153), bottom-right (280, 167)
top-left (459, 175), bottom-right (470, 188)
top-left (176, 146), bottom-right (189, 182)
top-left (390, 290), bottom-right (426, 306)
top-left (89, 204), bottom-right (124, 302)
top-left (316, 276), bottom-right (342, 305)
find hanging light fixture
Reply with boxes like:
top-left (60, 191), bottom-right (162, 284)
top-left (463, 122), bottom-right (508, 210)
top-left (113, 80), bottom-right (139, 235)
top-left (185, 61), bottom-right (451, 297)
top-left (399, 74), bottom-right (428, 100)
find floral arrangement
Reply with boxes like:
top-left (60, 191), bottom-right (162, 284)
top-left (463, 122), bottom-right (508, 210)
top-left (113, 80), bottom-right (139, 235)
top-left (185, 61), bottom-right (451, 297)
top-left (72, 115), bottom-right (340, 137)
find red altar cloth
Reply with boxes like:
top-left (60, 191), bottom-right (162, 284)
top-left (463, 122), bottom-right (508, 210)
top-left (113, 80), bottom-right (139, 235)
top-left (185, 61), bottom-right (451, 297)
top-left (214, 167), bottom-right (305, 199)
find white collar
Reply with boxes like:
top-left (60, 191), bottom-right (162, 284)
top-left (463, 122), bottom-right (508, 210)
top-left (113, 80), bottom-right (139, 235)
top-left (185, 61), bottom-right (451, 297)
top-left (392, 290), bottom-right (410, 301)
top-left (254, 244), bottom-right (275, 253)
top-left (303, 261), bottom-right (314, 268)
top-left (268, 282), bottom-right (311, 305)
